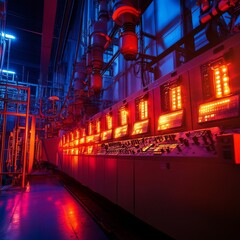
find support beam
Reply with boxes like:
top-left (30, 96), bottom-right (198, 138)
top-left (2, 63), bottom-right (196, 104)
top-left (40, 0), bottom-right (58, 86)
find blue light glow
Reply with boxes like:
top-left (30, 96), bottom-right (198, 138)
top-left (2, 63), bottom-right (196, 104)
top-left (1, 32), bottom-right (16, 39)
top-left (2, 69), bottom-right (16, 74)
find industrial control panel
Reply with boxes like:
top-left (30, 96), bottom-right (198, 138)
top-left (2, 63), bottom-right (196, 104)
top-left (96, 127), bottom-right (219, 157)
top-left (60, 33), bottom-right (240, 164)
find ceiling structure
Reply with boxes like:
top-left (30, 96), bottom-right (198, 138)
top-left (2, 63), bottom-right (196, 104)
top-left (4, 0), bottom-right (66, 86)
top-left (4, 0), bottom-right (154, 87)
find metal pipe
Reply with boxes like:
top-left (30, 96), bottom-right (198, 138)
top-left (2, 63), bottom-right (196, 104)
top-left (0, 111), bottom-right (40, 117)
top-left (148, 23), bottom-right (207, 67)
top-left (53, 0), bottom-right (76, 72)
top-left (0, 99), bottom-right (7, 186)
top-left (22, 87), bottom-right (30, 188)
top-left (58, 0), bottom-right (86, 117)
top-left (14, 119), bottom-right (19, 172)
top-left (102, 50), bottom-right (120, 74)
top-left (0, 112), bottom-right (28, 117)
top-left (0, 40), bottom-right (6, 73)
top-left (28, 116), bottom-right (36, 174)
top-left (0, 83), bottom-right (29, 90)
top-left (6, 39), bottom-right (11, 79)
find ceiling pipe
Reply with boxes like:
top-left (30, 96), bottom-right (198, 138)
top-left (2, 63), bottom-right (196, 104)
top-left (102, 49), bottom-right (120, 74)
top-left (53, 0), bottom-right (76, 73)
top-left (112, 0), bottom-right (141, 60)
top-left (40, 0), bottom-right (57, 87)
top-left (58, 0), bottom-right (85, 121)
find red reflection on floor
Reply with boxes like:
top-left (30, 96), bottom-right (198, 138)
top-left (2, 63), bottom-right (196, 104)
top-left (0, 172), bottom-right (108, 240)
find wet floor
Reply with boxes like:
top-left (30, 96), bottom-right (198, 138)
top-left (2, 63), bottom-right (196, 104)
top-left (0, 172), bottom-right (109, 240)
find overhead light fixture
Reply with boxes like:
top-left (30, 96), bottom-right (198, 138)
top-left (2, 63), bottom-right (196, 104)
top-left (2, 69), bottom-right (16, 74)
top-left (1, 32), bottom-right (16, 39)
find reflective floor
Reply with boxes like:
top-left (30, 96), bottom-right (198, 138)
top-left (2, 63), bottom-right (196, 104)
top-left (0, 172), bottom-right (109, 240)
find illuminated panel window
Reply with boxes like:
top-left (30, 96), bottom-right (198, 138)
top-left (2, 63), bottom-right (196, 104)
top-left (80, 128), bottom-right (86, 137)
top-left (86, 135), bottom-right (94, 143)
top-left (87, 146), bottom-right (93, 154)
top-left (160, 77), bottom-right (181, 112)
top-left (106, 114), bottom-right (112, 130)
top-left (80, 137), bottom-right (85, 144)
top-left (73, 130), bottom-right (79, 146)
top-left (170, 86), bottom-right (182, 111)
top-left (139, 99), bottom-right (148, 120)
top-left (213, 65), bottom-right (230, 98)
top-left (75, 148), bottom-right (79, 155)
top-left (114, 125), bottom-right (128, 138)
top-left (88, 122), bottom-right (93, 135)
top-left (66, 134), bottom-right (69, 147)
top-left (158, 110), bottom-right (183, 130)
top-left (74, 139), bottom-right (79, 146)
top-left (75, 130), bottom-right (80, 139)
top-left (136, 96), bottom-right (148, 121)
top-left (132, 119), bottom-right (149, 135)
top-left (69, 132), bottom-right (74, 147)
top-left (119, 107), bottom-right (128, 126)
top-left (198, 95), bottom-right (239, 123)
top-left (101, 129), bottom-right (112, 141)
top-left (96, 119), bottom-right (101, 133)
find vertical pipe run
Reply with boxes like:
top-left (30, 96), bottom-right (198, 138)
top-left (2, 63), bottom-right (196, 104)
top-left (28, 116), bottom-right (36, 174)
top-left (22, 87), bottom-right (30, 188)
top-left (14, 120), bottom-right (19, 172)
top-left (0, 99), bottom-right (7, 186)
top-left (90, 0), bottom-right (109, 93)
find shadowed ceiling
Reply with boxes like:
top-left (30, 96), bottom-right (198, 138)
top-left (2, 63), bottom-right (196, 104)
top-left (4, 0), bottom-right (66, 85)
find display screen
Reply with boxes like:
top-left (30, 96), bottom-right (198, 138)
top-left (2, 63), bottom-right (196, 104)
top-left (101, 129), bottom-right (112, 141)
top-left (198, 95), bottom-right (239, 123)
top-left (170, 86), bottom-right (182, 111)
top-left (201, 59), bottom-right (231, 100)
top-left (132, 119), bottom-right (149, 135)
top-left (213, 64), bottom-right (230, 98)
top-left (135, 95), bottom-right (148, 120)
top-left (119, 106), bottom-right (128, 125)
top-left (114, 125), bottom-right (128, 138)
top-left (106, 114), bottom-right (112, 130)
top-left (86, 135), bottom-right (94, 143)
top-left (160, 77), bottom-right (181, 112)
top-left (87, 146), bottom-right (93, 154)
top-left (96, 119), bottom-right (101, 133)
top-left (158, 110), bottom-right (183, 130)
top-left (88, 122), bottom-right (93, 135)
top-left (80, 137), bottom-right (85, 144)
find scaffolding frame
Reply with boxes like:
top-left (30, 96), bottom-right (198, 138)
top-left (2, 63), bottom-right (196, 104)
top-left (0, 84), bottom-right (30, 188)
